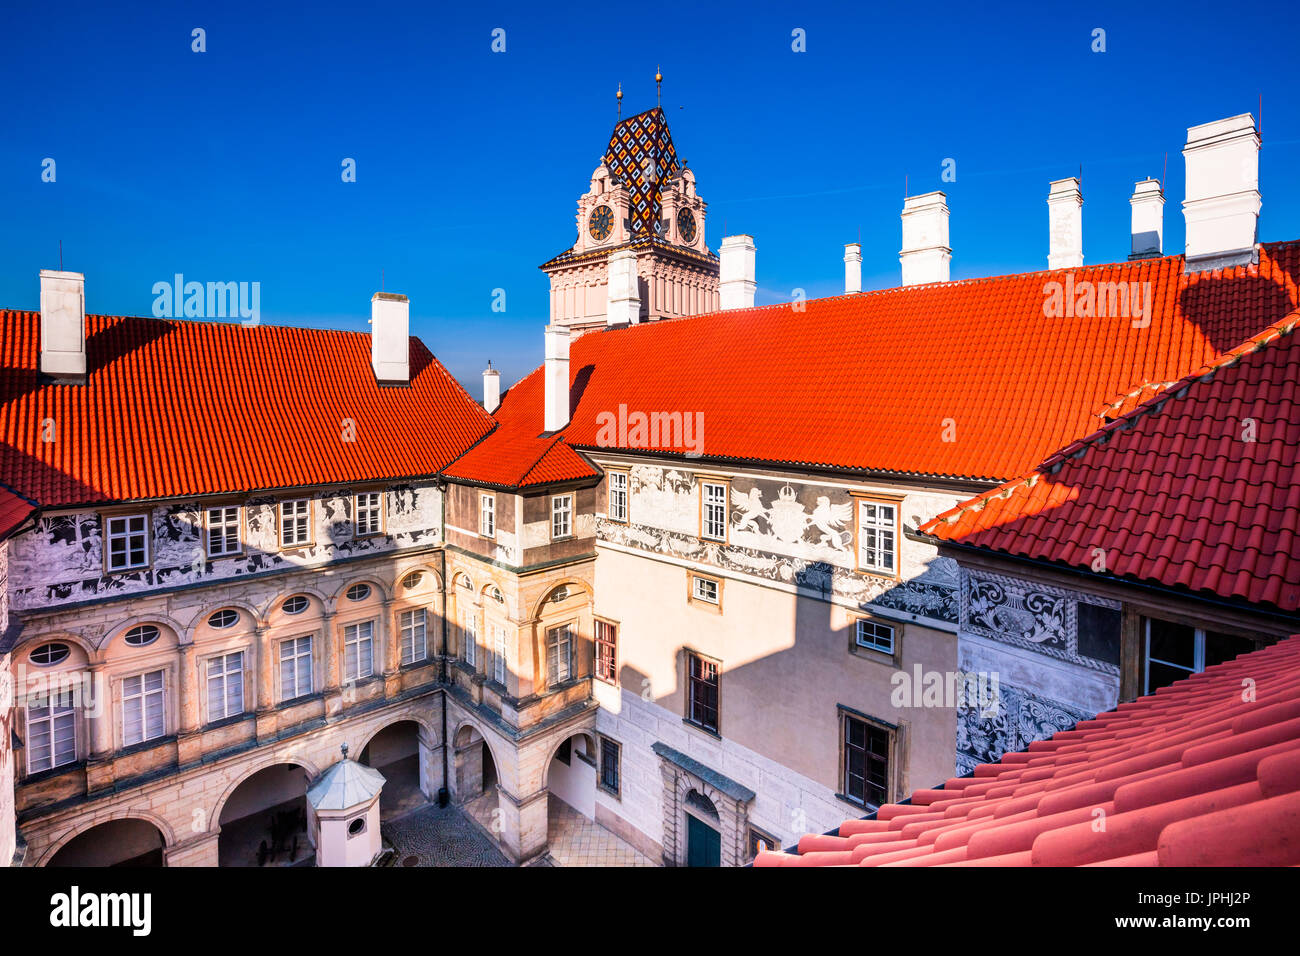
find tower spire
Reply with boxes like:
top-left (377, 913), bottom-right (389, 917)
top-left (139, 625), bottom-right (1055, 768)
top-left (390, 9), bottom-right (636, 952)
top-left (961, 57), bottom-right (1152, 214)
top-left (655, 65), bottom-right (662, 108)
top-left (616, 81), bottom-right (622, 120)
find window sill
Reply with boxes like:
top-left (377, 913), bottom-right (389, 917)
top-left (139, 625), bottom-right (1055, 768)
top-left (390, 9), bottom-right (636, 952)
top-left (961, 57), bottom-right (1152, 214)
top-left (834, 791), bottom-right (881, 813)
top-left (598, 784), bottom-right (621, 802)
top-left (682, 717), bottom-right (721, 741)
top-left (19, 759), bottom-right (86, 786)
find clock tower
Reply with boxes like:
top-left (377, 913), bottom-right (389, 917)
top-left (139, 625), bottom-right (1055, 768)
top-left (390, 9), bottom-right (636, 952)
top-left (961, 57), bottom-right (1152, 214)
top-left (540, 106), bottom-right (719, 335)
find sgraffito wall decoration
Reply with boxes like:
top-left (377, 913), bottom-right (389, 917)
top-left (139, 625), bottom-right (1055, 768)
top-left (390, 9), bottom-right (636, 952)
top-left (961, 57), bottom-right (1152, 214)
top-left (954, 566), bottom-right (1122, 774)
top-left (7, 483), bottom-right (442, 611)
top-left (597, 465), bottom-right (960, 625)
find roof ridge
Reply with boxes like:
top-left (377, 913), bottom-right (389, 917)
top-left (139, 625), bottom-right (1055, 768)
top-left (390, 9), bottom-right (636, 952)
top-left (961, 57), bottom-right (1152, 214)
top-left (922, 308), bottom-right (1300, 532)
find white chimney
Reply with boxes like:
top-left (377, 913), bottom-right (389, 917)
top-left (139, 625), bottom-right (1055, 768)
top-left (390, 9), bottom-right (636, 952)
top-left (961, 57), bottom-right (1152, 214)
top-left (719, 235), bottom-right (756, 309)
top-left (1182, 113), bottom-right (1260, 272)
top-left (543, 324), bottom-right (570, 432)
top-left (370, 292), bottom-right (409, 385)
top-left (1047, 178), bottom-right (1083, 270)
top-left (39, 270), bottom-right (86, 380)
top-left (899, 192), bottom-right (951, 286)
top-left (1129, 178), bottom-right (1165, 259)
top-left (843, 243), bottom-right (862, 294)
top-left (483, 362), bottom-right (500, 413)
top-left (606, 248), bottom-right (641, 326)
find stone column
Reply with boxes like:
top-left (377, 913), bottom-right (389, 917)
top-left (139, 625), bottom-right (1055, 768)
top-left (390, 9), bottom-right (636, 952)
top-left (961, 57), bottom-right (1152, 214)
top-left (176, 643), bottom-right (204, 765)
top-left (164, 831), bottom-right (220, 868)
top-left (87, 662), bottom-right (113, 759)
top-left (497, 787), bottom-right (549, 863)
top-left (255, 626), bottom-right (273, 712)
top-left (381, 600), bottom-right (401, 698)
top-left (322, 611), bottom-right (341, 718)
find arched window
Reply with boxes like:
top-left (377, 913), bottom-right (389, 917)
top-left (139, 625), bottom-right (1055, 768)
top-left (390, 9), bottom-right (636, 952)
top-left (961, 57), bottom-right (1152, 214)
top-left (282, 595), bottom-right (310, 615)
top-left (124, 624), bottom-right (160, 647)
top-left (208, 609), bottom-right (239, 629)
top-left (345, 583), bottom-right (371, 602)
top-left (30, 642), bottom-right (70, 666)
top-left (402, 571), bottom-right (423, 590)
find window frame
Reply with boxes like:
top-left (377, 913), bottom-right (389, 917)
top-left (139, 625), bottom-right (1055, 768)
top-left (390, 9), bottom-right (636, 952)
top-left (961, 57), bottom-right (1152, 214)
top-left (854, 617), bottom-right (896, 655)
top-left (25, 691), bottom-right (77, 774)
top-left (594, 618), bottom-right (618, 685)
top-left (279, 498), bottom-right (312, 549)
top-left (1141, 618), bottom-right (1256, 695)
top-left (399, 607), bottom-right (428, 666)
top-left (104, 512), bottom-right (150, 573)
top-left (685, 650), bottom-right (720, 735)
top-left (490, 621), bottom-right (508, 685)
top-left (746, 825), bottom-right (781, 861)
top-left (204, 505), bottom-right (243, 558)
top-left (461, 603), bottom-right (477, 668)
top-left (343, 619), bottom-right (376, 683)
top-left (279, 635), bottom-right (314, 702)
top-left (598, 734), bottom-right (622, 798)
top-left (606, 469), bottom-right (629, 523)
top-left (853, 494), bottom-right (902, 578)
top-left (551, 493), bottom-right (573, 540)
top-left (699, 479), bottom-right (729, 543)
top-left (545, 622), bottom-right (574, 688)
top-left (205, 650), bottom-right (245, 724)
top-left (479, 493), bottom-right (496, 538)
top-left (120, 669), bottom-right (167, 748)
top-left (354, 491), bottom-right (384, 538)
top-left (840, 709), bottom-right (894, 810)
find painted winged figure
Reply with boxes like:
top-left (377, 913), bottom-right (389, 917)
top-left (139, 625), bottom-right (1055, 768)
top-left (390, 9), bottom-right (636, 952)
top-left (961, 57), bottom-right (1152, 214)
top-left (730, 487), bottom-right (767, 533)
top-left (810, 496), bottom-right (853, 551)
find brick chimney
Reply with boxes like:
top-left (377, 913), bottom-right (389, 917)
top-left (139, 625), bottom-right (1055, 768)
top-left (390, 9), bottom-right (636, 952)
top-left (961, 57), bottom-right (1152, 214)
top-left (1047, 178), bottom-right (1083, 270)
top-left (370, 292), bottom-right (410, 386)
top-left (719, 235), bottom-right (756, 309)
top-left (1182, 113), bottom-right (1260, 272)
top-left (900, 192), bottom-right (951, 286)
top-left (39, 270), bottom-right (86, 381)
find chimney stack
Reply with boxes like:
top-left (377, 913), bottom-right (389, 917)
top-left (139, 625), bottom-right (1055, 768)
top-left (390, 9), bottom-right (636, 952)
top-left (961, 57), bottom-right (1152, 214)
top-left (370, 292), bottom-right (410, 385)
top-left (1182, 113), bottom-right (1260, 272)
top-left (483, 362), bottom-right (500, 414)
top-left (719, 235), bottom-right (756, 309)
top-left (899, 192), bottom-right (951, 286)
top-left (843, 243), bottom-right (862, 294)
top-left (1129, 178), bottom-right (1165, 259)
top-left (39, 270), bottom-right (86, 380)
top-left (543, 324), bottom-right (571, 432)
top-left (1047, 178), bottom-right (1083, 270)
top-left (606, 248), bottom-right (641, 325)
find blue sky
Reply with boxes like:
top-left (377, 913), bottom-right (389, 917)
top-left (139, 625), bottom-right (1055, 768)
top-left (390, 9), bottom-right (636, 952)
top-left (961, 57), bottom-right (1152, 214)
top-left (3, 1), bottom-right (1298, 388)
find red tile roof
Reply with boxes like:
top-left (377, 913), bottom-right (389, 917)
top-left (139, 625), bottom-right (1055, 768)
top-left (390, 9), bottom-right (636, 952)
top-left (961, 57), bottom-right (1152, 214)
top-left (440, 366), bottom-right (600, 489)
top-left (473, 242), bottom-right (1300, 484)
top-left (755, 634), bottom-right (1300, 867)
top-left (0, 312), bottom-right (495, 508)
top-left (921, 312), bottom-right (1300, 612)
top-left (0, 484), bottom-right (36, 541)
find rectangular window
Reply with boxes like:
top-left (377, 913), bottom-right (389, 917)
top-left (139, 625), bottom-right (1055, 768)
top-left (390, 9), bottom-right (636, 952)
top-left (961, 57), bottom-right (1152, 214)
top-left (280, 499), bottom-right (310, 547)
top-left (106, 514), bottom-right (149, 571)
top-left (546, 624), bottom-right (573, 686)
top-left (1143, 618), bottom-right (1255, 694)
top-left (206, 651), bottom-right (245, 722)
top-left (844, 714), bottom-right (890, 808)
top-left (492, 623), bottom-right (507, 685)
top-left (26, 691), bottom-right (76, 774)
top-left (122, 670), bottom-right (166, 746)
top-left (461, 607), bottom-right (477, 667)
top-left (687, 653), bottom-right (719, 733)
top-left (607, 471), bottom-right (628, 522)
top-left (855, 618), bottom-right (895, 654)
top-left (595, 620), bottom-right (618, 684)
top-left (279, 636), bottom-right (313, 701)
top-left (205, 506), bottom-right (241, 557)
top-left (856, 500), bottom-right (898, 575)
top-left (552, 494), bottom-right (573, 539)
top-left (692, 575), bottom-right (720, 605)
top-left (480, 495), bottom-right (495, 537)
top-left (355, 492), bottom-right (383, 536)
top-left (400, 608), bottom-right (427, 666)
top-left (747, 826), bottom-right (780, 861)
top-left (343, 621), bottom-right (375, 682)
top-left (701, 482), bottom-right (727, 542)
top-left (599, 736), bottom-right (621, 796)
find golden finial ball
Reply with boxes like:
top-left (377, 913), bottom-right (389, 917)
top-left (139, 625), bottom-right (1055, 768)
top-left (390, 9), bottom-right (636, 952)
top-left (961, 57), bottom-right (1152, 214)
top-left (655, 71), bottom-right (663, 83)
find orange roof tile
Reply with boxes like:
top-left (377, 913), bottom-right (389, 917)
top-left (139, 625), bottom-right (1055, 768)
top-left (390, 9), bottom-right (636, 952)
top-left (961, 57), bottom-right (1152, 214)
top-left (471, 242), bottom-right (1300, 485)
top-left (0, 312), bottom-right (495, 507)
top-left (921, 312), bottom-right (1300, 612)
top-left (756, 635), bottom-right (1300, 867)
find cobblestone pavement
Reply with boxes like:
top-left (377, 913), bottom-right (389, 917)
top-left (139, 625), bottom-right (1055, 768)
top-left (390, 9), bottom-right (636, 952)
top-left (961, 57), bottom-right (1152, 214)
top-left (382, 803), bottom-right (510, 867)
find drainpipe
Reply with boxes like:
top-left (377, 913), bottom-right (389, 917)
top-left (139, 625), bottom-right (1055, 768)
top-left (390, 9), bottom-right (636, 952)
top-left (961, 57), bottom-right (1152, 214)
top-left (439, 483), bottom-right (451, 805)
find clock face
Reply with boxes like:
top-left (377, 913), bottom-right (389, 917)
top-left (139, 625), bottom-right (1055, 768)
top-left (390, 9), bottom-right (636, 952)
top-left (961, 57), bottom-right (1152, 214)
top-left (676, 207), bottom-right (697, 244)
top-left (588, 204), bottom-right (614, 242)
